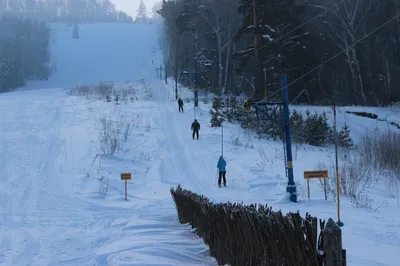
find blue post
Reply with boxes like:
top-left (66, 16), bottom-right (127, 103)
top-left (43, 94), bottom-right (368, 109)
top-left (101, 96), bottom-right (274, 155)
top-left (281, 74), bottom-right (297, 203)
top-left (194, 57), bottom-right (198, 107)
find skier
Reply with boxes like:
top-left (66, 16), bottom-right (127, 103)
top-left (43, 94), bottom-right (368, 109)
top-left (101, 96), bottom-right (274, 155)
top-left (191, 119), bottom-right (200, 140)
top-left (217, 156), bottom-right (227, 187)
top-left (178, 98), bottom-right (184, 112)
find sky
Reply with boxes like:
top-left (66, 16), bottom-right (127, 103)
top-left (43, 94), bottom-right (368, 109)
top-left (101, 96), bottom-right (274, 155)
top-left (111, 0), bottom-right (160, 18)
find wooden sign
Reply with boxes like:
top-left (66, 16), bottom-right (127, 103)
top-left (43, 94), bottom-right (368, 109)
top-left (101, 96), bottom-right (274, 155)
top-left (121, 173), bottom-right (131, 180)
top-left (303, 170), bottom-right (328, 200)
top-left (121, 173), bottom-right (131, 201)
top-left (304, 170), bottom-right (328, 179)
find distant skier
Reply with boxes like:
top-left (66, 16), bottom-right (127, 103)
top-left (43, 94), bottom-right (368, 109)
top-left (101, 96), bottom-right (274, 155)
top-left (217, 156), bottom-right (227, 187)
top-left (178, 98), bottom-right (184, 112)
top-left (191, 119), bottom-right (200, 140)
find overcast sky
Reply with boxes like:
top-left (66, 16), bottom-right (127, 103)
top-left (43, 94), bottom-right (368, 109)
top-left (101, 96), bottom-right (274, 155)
top-left (111, 0), bottom-right (160, 18)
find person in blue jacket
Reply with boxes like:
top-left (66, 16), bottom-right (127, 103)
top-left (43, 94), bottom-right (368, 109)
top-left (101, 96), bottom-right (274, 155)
top-left (217, 155), bottom-right (227, 187)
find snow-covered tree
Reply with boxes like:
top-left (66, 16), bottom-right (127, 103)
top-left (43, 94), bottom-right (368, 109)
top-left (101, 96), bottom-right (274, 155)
top-left (135, 0), bottom-right (148, 23)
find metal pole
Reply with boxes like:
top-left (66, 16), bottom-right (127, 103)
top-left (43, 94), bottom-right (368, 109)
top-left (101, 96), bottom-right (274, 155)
top-left (194, 57), bottom-right (198, 107)
top-left (333, 103), bottom-right (343, 226)
top-left (175, 58), bottom-right (178, 100)
top-left (253, 0), bottom-right (257, 62)
top-left (264, 67), bottom-right (267, 101)
top-left (221, 120), bottom-right (224, 156)
top-left (165, 64), bottom-right (167, 84)
top-left (281, 74), bottom-right (297, 203)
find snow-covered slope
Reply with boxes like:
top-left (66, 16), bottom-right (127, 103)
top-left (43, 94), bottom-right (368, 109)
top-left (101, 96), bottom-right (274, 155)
top-left (0, 22), bottom-right (399, 266)
top-left (19, 23), bottom-right (159, 91)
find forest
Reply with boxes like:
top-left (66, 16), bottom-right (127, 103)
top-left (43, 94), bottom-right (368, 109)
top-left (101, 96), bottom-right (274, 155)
top-left (0, 0), bottom-right (133, 23)
top-left (0, 0), bottom-right (135, 92)
top-left (0, 15), bottom-right (52, 92)
top-left (158, 0), bottom-right (400, 106)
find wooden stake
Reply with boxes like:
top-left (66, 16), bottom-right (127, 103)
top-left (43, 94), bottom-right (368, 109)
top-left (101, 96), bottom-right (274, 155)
top-left (125, 180), bottom-right (127, 201)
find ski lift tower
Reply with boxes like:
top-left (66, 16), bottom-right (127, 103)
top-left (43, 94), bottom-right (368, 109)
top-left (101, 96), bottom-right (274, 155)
top-left (245, 74), bottom-right (297, 202)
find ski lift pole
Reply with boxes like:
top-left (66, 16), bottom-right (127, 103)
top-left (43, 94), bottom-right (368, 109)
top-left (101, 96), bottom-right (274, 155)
top-left (194, 56), bottom-right (198, 107)
top-left (221, 120), bottom-right (224, 156)
top-left (281, 74), bottom-right (297, 203)
top-left (333, 102), bottom-right (344, 227)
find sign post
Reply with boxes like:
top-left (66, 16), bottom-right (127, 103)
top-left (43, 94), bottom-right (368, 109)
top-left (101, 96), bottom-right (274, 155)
top-left (303, 170), bottom-right (328, 200)
top-left (120, 173), bottom-right (131, 201)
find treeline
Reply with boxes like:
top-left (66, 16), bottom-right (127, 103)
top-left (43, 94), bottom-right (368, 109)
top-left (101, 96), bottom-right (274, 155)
top-left (159, 0), bottom-right (400, 106)
top-left (0, 15), bottom-right (52, 92)
top-left (0, 0), bottom-right (133, 23)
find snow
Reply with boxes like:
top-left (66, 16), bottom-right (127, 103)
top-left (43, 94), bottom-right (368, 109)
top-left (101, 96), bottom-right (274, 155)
top-left (262, 34), bottom-right (273, 41)
top-left (0, 22), bottom-right (399, 266)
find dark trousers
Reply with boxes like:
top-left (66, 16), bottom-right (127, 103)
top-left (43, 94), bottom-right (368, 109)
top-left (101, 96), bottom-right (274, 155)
top-left (179, 105), bottom-right (183, 112)
top-left (218, 171), bottom-right (226, 186)
top-left (192, 130), bottom-right (199, 139)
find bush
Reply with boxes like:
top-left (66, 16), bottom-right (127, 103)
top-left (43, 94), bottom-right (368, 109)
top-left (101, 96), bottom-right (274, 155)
top-left (225, 101), bottom-right (352, 147)
top-left (316, 150), bottom-right (375, 208)
top-left (316, 129), bottom-right (399, 206)
top-left (69, 82), bottom-right (137, 103)
top-left (358, 129), bottom-right (400, 174)
top-left (99, 114), bottom-right (132, 155)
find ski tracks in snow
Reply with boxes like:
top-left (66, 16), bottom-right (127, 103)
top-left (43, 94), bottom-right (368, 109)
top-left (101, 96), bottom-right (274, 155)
top-left (0, 90), bottom-right (95, 265)
top-left (154, 85), bottom-right (218, 196)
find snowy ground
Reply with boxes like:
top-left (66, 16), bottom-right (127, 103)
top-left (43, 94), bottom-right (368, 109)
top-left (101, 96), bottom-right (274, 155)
top-left (0, 22), bottom-right (399, 266)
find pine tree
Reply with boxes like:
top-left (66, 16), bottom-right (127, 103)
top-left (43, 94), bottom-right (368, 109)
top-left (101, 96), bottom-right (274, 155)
top-left (210, 96), bottom-right (224, 127)
top-left (339, 123), bottom-right (354, 148)
top-left (135, 0), bottom-right (148, 23)
top-left (290, 110), bottom-right (306, 143)
top-left (72, 19), bottom-right (79, 39)
top-left (304, 110), bottom-right (330, 146)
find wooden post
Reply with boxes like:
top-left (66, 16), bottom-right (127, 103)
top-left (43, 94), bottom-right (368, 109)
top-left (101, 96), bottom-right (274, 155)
top-left (307, 178), bottom-right (310, 199)
top-left (121, 173), bottom-right (131, 201)
top-left (124, 180), bottom-right (127, 201)
top-left (323, 218), bottom-right (343, 266)
top-left (342, 249), bottom-right (347, 266)
top-left (324, 178), bottom-right (328, 200)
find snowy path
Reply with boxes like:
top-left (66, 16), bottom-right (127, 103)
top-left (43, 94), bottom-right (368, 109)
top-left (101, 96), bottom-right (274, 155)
top-left (0, 88), bottom-right (217, 265)
top-left (0, 89), bottom-right (94, 265)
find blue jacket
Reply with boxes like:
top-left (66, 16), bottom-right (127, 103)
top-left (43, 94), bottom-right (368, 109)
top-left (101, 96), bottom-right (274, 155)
top-left (217, 156), bottom-right (226, 172)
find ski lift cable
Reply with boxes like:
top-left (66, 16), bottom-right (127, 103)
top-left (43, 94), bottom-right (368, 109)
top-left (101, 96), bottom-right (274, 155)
top-left (208, 0), bottom-right (347, 68)
top-left (266, 11), bottom-right (400, 97)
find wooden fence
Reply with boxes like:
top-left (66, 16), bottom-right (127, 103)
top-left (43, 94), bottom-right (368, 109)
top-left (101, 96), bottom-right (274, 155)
top-left (170, 185), bottom-right (332, 266)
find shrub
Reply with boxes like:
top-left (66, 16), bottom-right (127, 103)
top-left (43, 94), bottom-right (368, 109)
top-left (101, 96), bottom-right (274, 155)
top-left (99, 114), bottom-right (132, 155)
top-left (69, 82), bottom-right (137, 103)
top-left (229, 104), bottom-right (352, 147)
top-left (316, 149), bottom-right (375, 208)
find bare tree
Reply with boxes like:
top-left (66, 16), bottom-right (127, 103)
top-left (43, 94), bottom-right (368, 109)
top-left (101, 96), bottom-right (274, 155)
top-left (198, 0), bottom-right (239, 95)
top-left (316, 0), bottom-right (372, 105)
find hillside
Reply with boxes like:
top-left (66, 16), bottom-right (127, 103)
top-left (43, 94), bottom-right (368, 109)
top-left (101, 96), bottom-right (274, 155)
top-left (0, 22), bottom-right (398, 266)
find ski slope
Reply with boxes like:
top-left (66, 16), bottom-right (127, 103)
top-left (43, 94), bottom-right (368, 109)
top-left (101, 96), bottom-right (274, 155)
top-left (0, 22), bottom-right (399, 266)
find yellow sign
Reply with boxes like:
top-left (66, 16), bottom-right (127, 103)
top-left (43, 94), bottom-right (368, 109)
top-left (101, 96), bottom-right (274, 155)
top-left (287, 161), bottom-right (293, 168)
top-left (120, 173), bottom-right (132, 180)
top-left (192, 88), bottom-right (200, 92)
top-left (304, 170), bottom-right (329, 200)
top-left (304, 170), bottom-right (328, 179)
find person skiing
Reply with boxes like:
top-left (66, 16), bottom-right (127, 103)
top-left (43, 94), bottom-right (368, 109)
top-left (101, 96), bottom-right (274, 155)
top-left (217, 156), bottom-right (227, 187)
top-left (178, 98), bottom-right (184, 112)
top-left (191, 119), bottom-right (200, 140)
